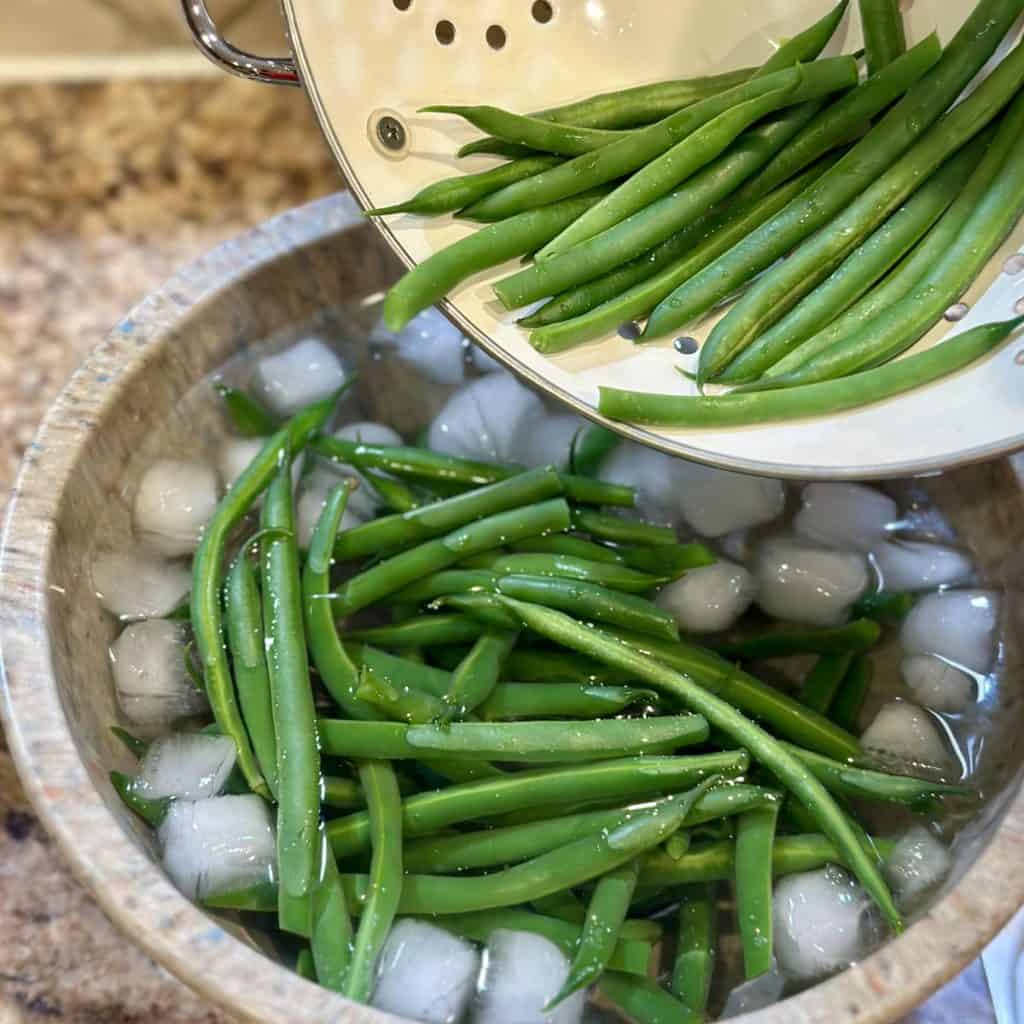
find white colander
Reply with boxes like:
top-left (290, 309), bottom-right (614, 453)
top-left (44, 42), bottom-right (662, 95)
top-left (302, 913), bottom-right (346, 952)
top-left (183, 0), bottom-right (1024, 479)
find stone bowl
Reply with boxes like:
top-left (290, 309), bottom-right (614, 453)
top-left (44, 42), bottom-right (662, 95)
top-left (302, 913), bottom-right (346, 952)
top-left (1, 192), bottom-right (1023, 1024)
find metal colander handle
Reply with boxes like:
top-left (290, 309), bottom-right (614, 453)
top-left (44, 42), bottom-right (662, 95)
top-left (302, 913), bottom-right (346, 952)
top-left (181, 0), bottom-right (300, 86)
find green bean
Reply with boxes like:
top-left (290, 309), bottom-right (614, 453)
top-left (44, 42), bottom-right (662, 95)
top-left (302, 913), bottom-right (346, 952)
top-left (496, 646), bottom-right (635, 685)
top-left (344, 761), bottom-right (402, 1002)
top-left (510, 534), bottom-right (623, 565)
top-left (356, 665), bottom-right (446, 723)
top-left (332, 499), bottom-right (571, 616)
top-left (570, 423), bottom-right (620, 476)
top-left (498, 598), bottom-right (901, 929)
top-left (323, 775), bottom-right (369, 810)
top-left (315, 441), bottom-right (634, 519)
top-left (296, 948), bottom-right (317, 982)
top-left (765, 112), bottom-right (1016, 379)
top-left (734, 802), bottom-right (780, 978)
top-left (425, 105), bottom-right (626, 157)
top-left (600, 972), bottom-right (701, 1024)
top-left (718, 142), bottom-right (979, 383)
top-left (261, 460), bottom-right (322, 936)
top-left (852, 590), bottom-right (916, 623)
top-left (783, 742), bottom-right (969, 809)
top-left (860, 0), bottom-right (907, 76)
top-left (643, 0), bottom-right (1021, 347)
top-left (350, 644), bottom-right (452, 698)
top-left (224, 553), bottom-right (278, 797)
top-left (494, 83), bottom-right (857, 309)
top-left (692, 30), bottom-right (1024, 384)
top-left (529, 154), bottom-right (838, 353)
top-left (432, 909), bottom-right (653, 976)
top-left (311, 832), bottom-right (353, 992)
top-left (403, 783), bottom-right (777, 873)
top-left (672, 883), bottom-right (717, 1015)
top-left (607, 314), bottom-right (1024, 427)
top-left (110, 770), bottom-right (168, 827)
top-left (571, 508), bottom-right (675, 547)
top-left (319, 714), bottom-right (708, 764)
top-left (214, 383), bottom-right (276, 437)
top-left (458, 68), bottom-right (760, 163)
top-left (531, 889), bottom-right (594, 924)
top-left (607, 628), bottom-right (861, 760)
top-left (479, 553), bottom-right (667, 593)
top-left (617, 542), bottom-right (716, 577)
top-left (550, 861), bottom-right (640, 1006)
top-left (710, 620), bottom-right (881, 659)
top-left (758, 0), bottom-right (851, 73)
top-left (640, 833), bottom-right (894, 888)
top-left (110, 726), bottom-right (148, 759)
top-left (366, 155), bottom-right (563, 216)
top-left (391, 569), bottom-right (499, 605)
top-left (769, 89), bottom-right (1024, 386)
top-left (477, 683), bottom-right (657, 722)
top-left (346, 614), bottom-right (487, 649)
top-left (440, 629), bottom-right (518, 721)
top-left (381, 191), bottom-right (607, 331)
top-left (496, 574), bottom-right (679, 640)
top-left (342, 794), bottom-right (696, 916)
top-left (327, 752), bottom-right (747, 859)
top-left (830, 656), bottom-right (873, 734)
top-left (799, 653), bottom-right (855, 715)
top-left (355, 465), bottom-right (423, 513)
top-left (191, 393), bottom-right (338, 797)
top-left (535, 82), bottom-right (815, 260)
top-left (463, 60), bottom-right (857, 224)
top-left (460, 139), bottom-right (539, 159)
top-left (303, 485), bottom-right (373, 720)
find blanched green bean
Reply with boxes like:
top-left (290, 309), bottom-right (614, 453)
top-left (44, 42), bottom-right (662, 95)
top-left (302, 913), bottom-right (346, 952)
top-left (479, 552), bottom-right (666, 593)
top-left (510, 535), bottom-right (624, 565)
top-left (331, 499), bottom-right (571, 616)
top-left (711, 620), bottom-right (881, 659)
top-left (600, 972), bottom-right (701, 1024)
top-left (110, 770), bottom-right (168, 827)
top-left (366, 155), bottom-right (562, 217)
top-left (347, 614), bottom-right (487, 648)
top-left (830, 655), bottom-right (873, 734)
top-left (571, 508), bottom-right (675, 546)
top-left (224, 553), bottom-right (278, 797)
top-left (600, 316), bottom-right (1024, 427)
top-left (852, 591), bottom-right (915, 623)
top-left (327, 752), bottom-right (748, 859)
top-left (799, 653), bottom-right (855, 715)
top-left (860, 0), bottom-right (908, 75)
top-left (672, 883), bottom-right (718, 1015)
top-left (310, 833), bottom-right (352, 992)
top-left (319, 715), bottom-right (708, 763)
top-left (498, 598), bottom-right (901, 929)
top-left (214, 383), bottom-right (276, 436)
top-left (344, 761), bottom-right (402, 1002)
top-left (261, 461), bottom-right (322, 937)
top-left (440, 629), bottom-right (518, 721)
top-left (391, 569), bottom-right (499, 605)
top-left (477, 683), bottom-right (657, 722)
top-left (191, 393), bottom-right (338, 798)
top-left (734, 802), bottom-right (780, 978)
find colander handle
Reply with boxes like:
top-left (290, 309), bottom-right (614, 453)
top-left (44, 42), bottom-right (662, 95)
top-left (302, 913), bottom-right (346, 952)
top-left (180, 0), bottom-right (300, 86)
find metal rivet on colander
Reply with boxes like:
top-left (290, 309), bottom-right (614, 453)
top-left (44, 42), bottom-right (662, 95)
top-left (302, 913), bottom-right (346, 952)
top-left (617, 322), bottom-right (641, 341)
top-left (674, 336), bottom-right (699, 354)
top-left (376, 116), bottom-right (406, 151)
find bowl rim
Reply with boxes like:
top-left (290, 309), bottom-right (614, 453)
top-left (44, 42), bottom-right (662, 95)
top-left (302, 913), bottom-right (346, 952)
top-left (1, 191), bottom-right (1023, 1024)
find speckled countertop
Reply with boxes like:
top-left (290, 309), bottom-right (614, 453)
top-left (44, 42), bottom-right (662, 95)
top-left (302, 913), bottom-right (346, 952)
top-left (0, 74), bottom-right (1000, 1024)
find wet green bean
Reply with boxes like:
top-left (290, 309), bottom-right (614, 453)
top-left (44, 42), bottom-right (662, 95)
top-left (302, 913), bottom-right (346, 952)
top-left (479, 552), bottom-right (667, 593)
top-left (110, 770), bottom-right (168, 827)
top-left (499, 598), bottom-right (901, 929)
top-left (224, 553), bottom-right (278, 796)
top-left (734, 802), bottom-right (780, 978)
top-left (347, 614), bottom-right (488, 648)
top-left (709, 619), bottom-right (881, 658)
top-left (860, 0), bottom-right (908, 76)
top-left (191, 393), bottom-right (338, 798)
top-left (214, 383), bottom-right (276, 436)
top-left (381, 191), bottom-right (606, 331)
top-left (366, 154), bottom-right (563, 217)
top-left (571, 508), bottom-right (675, 547)
top-left (331, 499), bottom-right (571, 616)
top-left (672, 883), bottom-right (717, 1015)
top-left (510, 534), bottom-right (624, 565)
top-left (310, 832), bottom-right (352, 992)
top-left (344, 761), bottom-right (402, 1002)
top-left (600, 972), bottom-right (701, 1024)
top-left (327, 752), bottom-right (748, 859)
top-left (261, 460), bottom-right (322, 936)
top-left (477, 683), bottom-right (657, 722)
top-left (852, 590), bottom-right (916, 623)
top-left (830, 655), bottom-right (874, 734)
top-left (319, 714), bottom-right (708, 764)
top-left (440, 629), bottom-right (518, 721)
top-left (799, 653), bottom-right (855, 715)
top-left (602, 315), bottom-right (1024, 427)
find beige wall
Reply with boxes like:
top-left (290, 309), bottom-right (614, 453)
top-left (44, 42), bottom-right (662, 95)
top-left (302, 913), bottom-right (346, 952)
top-left (0, 0), bottom-right (288, 76)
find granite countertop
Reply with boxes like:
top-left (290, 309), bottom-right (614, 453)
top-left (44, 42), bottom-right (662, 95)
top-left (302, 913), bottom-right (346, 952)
top-left (0, 72), bottom-right (1000, 1024)
top-left (0, 73), bottom-right (337, 1024)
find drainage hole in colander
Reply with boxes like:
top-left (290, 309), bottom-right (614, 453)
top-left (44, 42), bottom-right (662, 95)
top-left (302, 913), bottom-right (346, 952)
top-left (435, 20), bottom-right (456, 44)
top-left (674, 336), bottom-right (699, 355)
top-left (486, 25), bottom-right (507, 49)
top-left (392, 0), bottom-right (411, 10)
top-left (532, 1), bottom-right (553, 23)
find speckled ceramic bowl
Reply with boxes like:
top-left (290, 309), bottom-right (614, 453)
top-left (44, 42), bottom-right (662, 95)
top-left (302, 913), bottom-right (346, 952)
top-left (2, 192), bottom-right (1024, 1024)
